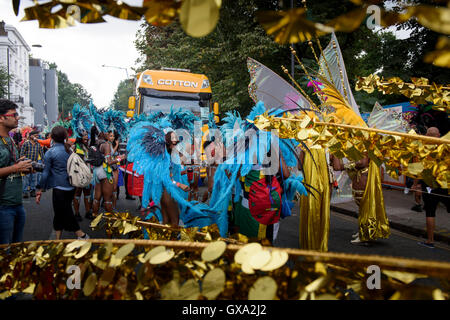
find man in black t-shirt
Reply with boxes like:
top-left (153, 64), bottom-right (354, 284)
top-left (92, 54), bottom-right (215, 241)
top-left (414, 127), bottom-right (450, 249)
top-left (0, 99), bottom-right (32, 244)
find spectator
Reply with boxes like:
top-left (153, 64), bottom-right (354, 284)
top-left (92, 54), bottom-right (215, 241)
top-left (35, 126), bottom-right (89, 240)
top-left (20, 130), bottom-right (44, 198)
top-left (0, 99), bottom-right (32, 244)
top-left (415, 127), bottom-right (450, 249)
top-left (72, 132), bottom-right (92, 222)
top-left (12, 128), bottom-right (22, 146)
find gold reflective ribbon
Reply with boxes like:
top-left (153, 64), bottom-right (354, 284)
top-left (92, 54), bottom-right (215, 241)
top-left (299, 148), bottom-right (330, 252)
top-left (358, 162), bottom-right (390, 241)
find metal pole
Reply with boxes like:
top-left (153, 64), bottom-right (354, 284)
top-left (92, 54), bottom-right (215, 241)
top-left (7, 47), bottom-right (10, 99)
top-left (290, 0), bottom-right (295, 79)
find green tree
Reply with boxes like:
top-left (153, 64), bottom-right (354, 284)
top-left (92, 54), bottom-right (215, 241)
top-left (111, 79), bottom-right (134, 111)
top-left (0, 65), bottom-right (12, 99)
top-left (134, 0), bottom-right (448, 116)
top-left (135, 0), bottom-right (287, 116)
top-left (48, 62), bottom-right (92, 118)
top-left (389, 0), bottom-right (450, 84)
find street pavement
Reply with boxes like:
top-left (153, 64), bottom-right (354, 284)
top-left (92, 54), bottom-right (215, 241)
top-left (20, 186), bottom-right (450, 262)
top-left (331, 185), bottom-right (450, 245)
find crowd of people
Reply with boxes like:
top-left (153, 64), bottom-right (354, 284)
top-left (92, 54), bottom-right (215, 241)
top-left (0, 98), bottom-right (135, 244)
top-left (0, 97), bottom-right (448, 252)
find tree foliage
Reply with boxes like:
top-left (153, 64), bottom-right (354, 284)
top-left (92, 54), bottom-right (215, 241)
top-left (0, 65), bottom-right (12, 99)
top-left (135, 0), bottom-right (286, 116)
top-left (48, 62), bottom-right (92, 118)
top-left (134, 0), bottom-right (449, 116)
top-left (110, 79), bottom-right (134, 111)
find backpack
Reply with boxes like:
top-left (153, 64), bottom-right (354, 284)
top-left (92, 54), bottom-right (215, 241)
top-left (67, 152), bottom-right (93, 188)
top-left (247, 174), bottom-right (282, 225)
top-left (87, 145), bottom-right (105, 167)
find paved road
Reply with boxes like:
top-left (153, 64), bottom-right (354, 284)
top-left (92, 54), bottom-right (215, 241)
top-left (20, 187), bottom-right (450, 262)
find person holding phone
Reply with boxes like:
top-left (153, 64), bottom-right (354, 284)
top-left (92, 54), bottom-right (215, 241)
top-left (0, 99), bottom-right (32, 244)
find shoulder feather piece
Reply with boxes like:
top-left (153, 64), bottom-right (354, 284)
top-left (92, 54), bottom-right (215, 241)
top-left (89, 101), bottom-right (108, 133)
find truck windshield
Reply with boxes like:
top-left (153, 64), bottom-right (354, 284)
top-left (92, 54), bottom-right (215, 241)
top-left (142, 95), bottom-right (209, 119)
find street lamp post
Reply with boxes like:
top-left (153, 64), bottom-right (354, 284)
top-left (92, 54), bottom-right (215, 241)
top-left (101, 64), bottom-right (129, 79)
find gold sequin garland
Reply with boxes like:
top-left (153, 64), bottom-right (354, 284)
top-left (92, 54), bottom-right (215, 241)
top-left (91, 212), bottom-right (247, 244)
top-left (0, 239), bottom-right (449, 300)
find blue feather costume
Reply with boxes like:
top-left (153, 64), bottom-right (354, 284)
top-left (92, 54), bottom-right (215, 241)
top-left (125, 102), bottom-right (308, 238)
top-left (207, 101), bottom-right (308, 237)
top-left (126, 108), bottom-right (220, 230)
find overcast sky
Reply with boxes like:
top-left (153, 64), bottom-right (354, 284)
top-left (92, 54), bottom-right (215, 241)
top-left (0, 0), bottom-right (143, 109)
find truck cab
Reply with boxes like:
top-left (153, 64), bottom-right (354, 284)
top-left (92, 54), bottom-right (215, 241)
top-left (128, 68), bottom-right (219, 177)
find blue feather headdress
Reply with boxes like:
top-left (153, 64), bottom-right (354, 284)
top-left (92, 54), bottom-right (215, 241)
top-left (89, 101), bottom-right (107, 133)
top-left (165, 107), bottom-right (200, 133)
top-left (207, 101), bottom-right (308, 234)
top-left (71, 103), bottom-right (93, 138)
top-left (103, 108), bottom-right (130, 137)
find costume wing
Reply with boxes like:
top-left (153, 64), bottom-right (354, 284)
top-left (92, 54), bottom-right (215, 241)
top-left (367, 102), bottom-right (407, 132)
top-left (247, 57), bottom-right (312, 111)
top-left (319, 32), bottom-right (362, 119)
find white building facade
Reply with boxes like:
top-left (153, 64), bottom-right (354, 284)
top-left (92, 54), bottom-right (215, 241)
top-left (29, 59), bottom-right (59, 128)
top-left (0, 21), bottom-right (34, 127)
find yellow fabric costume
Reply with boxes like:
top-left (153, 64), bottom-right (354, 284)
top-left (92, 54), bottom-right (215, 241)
top-left (299, 148), bottom-right (330, 251)
top-left (316, 75), bottom-right (390, 242)
top-left (358, 161), bottom-right (390, 241)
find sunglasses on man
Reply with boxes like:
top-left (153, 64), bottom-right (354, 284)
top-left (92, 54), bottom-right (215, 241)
top-left (2, 112), bottom-right (19, 118)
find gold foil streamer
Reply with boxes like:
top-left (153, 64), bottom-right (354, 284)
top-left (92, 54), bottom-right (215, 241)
top-left (179, 0), bottom-right (221, 38)
top-left (256, 8), bottom-right (334, 44)
top-left (356, 74), bottom-right (450, 113)
top-left (253, 112), bottom-right (450, 189)
top-left (92, 212), bottom-right (244, 244)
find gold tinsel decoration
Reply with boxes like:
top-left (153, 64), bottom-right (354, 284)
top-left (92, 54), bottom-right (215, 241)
top-left (253, 112), bottom-right (450, 189)
top-left (356, 74), bottom-right (450, 113)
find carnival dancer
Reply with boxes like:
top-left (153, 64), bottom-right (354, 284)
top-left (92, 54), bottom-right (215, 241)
top-left (126, 108), bottom-right (223, 233)
top-left (108, 130), bottom-right (120, 209)
top-left (162, 130), bottom-right (190, 226)
top-left (91, 131), bottom-right (121, 216)
top-left (209, 102), bottom-right (307, 241)
top-left (89, 103), bottom-right (126, 217)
